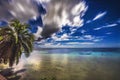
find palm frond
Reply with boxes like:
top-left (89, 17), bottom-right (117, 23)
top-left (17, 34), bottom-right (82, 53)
top-left (0, 19), bottom-right (34, 67)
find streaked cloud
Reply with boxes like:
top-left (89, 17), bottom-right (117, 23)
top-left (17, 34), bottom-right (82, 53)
top-left (94, 23), bottom-right (118, 30)
top-left (39, 0), bottom-right (88, 38)
top-left (117, 19), bottom-right (120, 23)
top-left (93, 38), bottom-right (103, 42)
top-left (0, 0), bottom-right (39, 21)
top-left (79, 42), bottom-right (95, 45)
top-left (71, 2), bottom-right (88, 26)
top-left (86, 20), bottom-right (92, 23)
top-left (104, 24), bottom-right (118, 27)
top-left (106, 32), bottom-right (112, 35)
top-left (93, 12), bottom-right (107, 21)
top-left (42, 34), bottom-right (103, 45)
top-left (0, 0), bottom-right (119, 48)
top-left (94, 27), bottom-right (102, 30)
top-left (66, 42), bottom-right (94, 45)
top-left (35, 0), bottom-right (51, 3)
top-left (35, 41), bottom-right (95, 48)
top-left (0, 0), bottom-right (88, 39)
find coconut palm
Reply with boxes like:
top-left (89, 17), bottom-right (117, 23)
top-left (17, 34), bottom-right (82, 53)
top-left (0, 19), bottom-right (34, 66)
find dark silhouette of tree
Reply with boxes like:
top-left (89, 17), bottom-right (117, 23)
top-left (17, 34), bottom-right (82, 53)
top-left (0, 68), bottom-right (26, 80)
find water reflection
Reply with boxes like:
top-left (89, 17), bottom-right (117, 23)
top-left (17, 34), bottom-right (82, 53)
top-left (14, 50), bottom-right (70, 71)
top-left (51, 54), bottom-right (68, 65)
top-left (14, 51), bottom-right (42, 71)
top-left (1, 49), bottom-right (120, 80)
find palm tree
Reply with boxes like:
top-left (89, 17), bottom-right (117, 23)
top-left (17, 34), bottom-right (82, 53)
top-left (0, 19), bottom-right (34, 67)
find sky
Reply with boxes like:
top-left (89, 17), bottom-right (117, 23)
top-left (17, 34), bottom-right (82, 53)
top-left (0, 0), bottom-right (120, 48)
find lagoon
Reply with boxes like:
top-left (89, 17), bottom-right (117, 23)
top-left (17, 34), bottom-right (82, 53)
top-left (1, 48), bottom-right (120, 80)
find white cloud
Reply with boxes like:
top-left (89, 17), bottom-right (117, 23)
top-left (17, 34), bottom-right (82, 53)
top-left (93, 12), bottom-right (107, 21)
top-left (40, 0), bottom-right (88, 38)
top-left (65, 42), bottom-right (81, 45)
top-left (61, 34), bottom-right (69, 40)
top-left (103, 24), bottom-right (118, 27)
top-left (37, 41), bottom-right (95, 48)
top-left (86, 20), bottom-right (92, 23)
top-left (0, 0), bottom-right (88, 39)
top-left (71, 2), bottom-right (87, 16)
top-left (51, 34), bottom-right (102, 43)
top-left (52, 33), bottom-right (69, 41)
top-left (117, 19), bottom-right (120, 23)
top-left (93, 38), bottom-right (103, 42)
top-left (106, 32), bottom-right (112, 34)
top-left (79, 42), bottom-right (95, 45)
top-left (70, 27), bottom-right (78, 34)
top-left (34, 27), bottom-right (43, 40)
top-left (0, 0), bottom-right (40, 21)
top-left (35, 34), bottom-right (104, 47)
top-left (94, 23), bottom-right (118, 30)
top-left (35, 0), bottom-right (51, 3)
top-left (70, 1), bottom-right (88, 27)
top-left (44, 43), bottom-right (53, 46)
top-left (66, 42), bottom-right (94, 45)
top-left (81, 30), bottom-right (86, 34)
top-left (83, 35), bottom-right (94, 40)
top-left (77, 35), bottom-right (103, 42)
top-left (94, 27), bottom-right (103, 30)
top-left (72, 16), bottom-right (84, 27)
top-left (61, 10), bottom-right (71, 26)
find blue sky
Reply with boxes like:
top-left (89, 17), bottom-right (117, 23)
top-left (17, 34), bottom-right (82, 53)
top-left (0, 0), bottom-right (120, 48)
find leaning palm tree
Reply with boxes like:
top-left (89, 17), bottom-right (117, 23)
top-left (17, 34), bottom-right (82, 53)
top-left (0, 19), bottom-right (34, 67)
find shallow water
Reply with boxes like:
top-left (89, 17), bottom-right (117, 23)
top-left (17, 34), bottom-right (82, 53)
top-left (1, 48), bottom-right (120, 80)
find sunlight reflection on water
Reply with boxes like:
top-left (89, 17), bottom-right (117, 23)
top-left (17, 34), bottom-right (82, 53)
top-left (14, 51), bottom-right (42, 71)
top-left (6, 49), bottom-right (120, 80)
top-left (13, 50), bottom-right (120, 71)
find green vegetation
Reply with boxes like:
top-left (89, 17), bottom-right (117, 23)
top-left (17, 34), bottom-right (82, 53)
top-left (0, 36), bottom-right (3, 41)
top-left (0, 19), bottom-right (34, 66)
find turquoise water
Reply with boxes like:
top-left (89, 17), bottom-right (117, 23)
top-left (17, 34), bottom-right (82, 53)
top-left (12, 48), bottom-right (120, 80)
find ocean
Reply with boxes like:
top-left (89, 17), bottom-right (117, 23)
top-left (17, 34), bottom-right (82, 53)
top-left (2, 48), bottom-right (120, 80)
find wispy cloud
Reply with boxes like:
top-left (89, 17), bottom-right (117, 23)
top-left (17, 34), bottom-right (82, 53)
top-left (81, 30), bottom-right (86, 34)
top-left (0, 0), bottom-right (39, 21)
top-left (106, 32), bottom-right (112, 35)
top-left (83, 35), bottom-right (94, 40)
top-left (84, 11), bottom-right (107, 24)
top-left (117, 19), bottom-right (120, 23)
top-left (36, 41), bottom-right (95, 48)
top-left (81, 35), bottom-right (103, 42)
top-left (51, 33), bottom-right (69, 41)
top-left (93, 12), bottom-right (107, 21)
top-left (0, 0), bottom-right (88, 39)
top-left (79, 42), bottom-right (95, 45)
top-left (86, 20), bottom-right (92, 23)
top-left (35, 0), bottom-right (51, 3)
top-left (51, 34), bottom-right (103, 43)
top-left (66, 42), bottom-right (94, 45)
top-left (94, 23), bottom-right (118, 30)
top-left (38, 0), bottom-right (88, 38)
top-left (35, 34), bottom-right (104, 48)
top-left (104, 24), bottom-right (118, 27)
